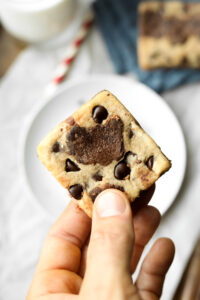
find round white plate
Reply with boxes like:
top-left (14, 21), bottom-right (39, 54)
top-left (22, 75), bottom-right (186, 218)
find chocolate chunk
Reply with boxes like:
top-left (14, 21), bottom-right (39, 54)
top-left (65, 159), bottom-right (80, 172)
top-left (114, 161), bottom-right (130, 180)
top-left (140, 10), bottom-right (163, 37)
top-left (89, 184), bottom-right (124, 202)
top-left (171, 31), bottom-right (187, 44)
top-left (92, 172), bottom-right (103, 181)
top-left (52, 142), bottom-right (60, 153)
top-left (67, 117), bottom-right (124, 166)
top-left (92, 106), bottom-right (108, 124)
top-left (65, 116), bottom-right (75, 126)
top-left (146, 156), bottom-right (154, 170)
top-left (140, 10), bottom-right (200, 44)
top-left (69, 184), bottom-right (83, 200)
top-left (129, 129), bottom-right (134, 138)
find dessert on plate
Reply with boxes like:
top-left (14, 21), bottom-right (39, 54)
top-left (37, 90), bottom-right (171, 217)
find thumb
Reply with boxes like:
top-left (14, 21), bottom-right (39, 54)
top-left (84, 189), bottom-right (134, 283)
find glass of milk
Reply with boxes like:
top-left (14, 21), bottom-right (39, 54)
top-left (0, 0), bottom-right (77, 43)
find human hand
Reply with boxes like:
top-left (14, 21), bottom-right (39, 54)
top-left (27, 186), bottom-right (175, 300)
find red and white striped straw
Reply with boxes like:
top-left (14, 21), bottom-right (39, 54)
top-left (45, 9), bottom-right (94, 98)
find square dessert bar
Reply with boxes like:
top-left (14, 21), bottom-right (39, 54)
top-left (37, 91), bottom-right (171, 217)
top-left (138, 1), bottom-right (200, 69)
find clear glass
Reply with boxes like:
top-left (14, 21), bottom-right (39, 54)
top-left (0, 0), bottom-right (77, 43)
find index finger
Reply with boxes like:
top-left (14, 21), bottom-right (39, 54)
top-left (36, 200), bottom-right (91, 274)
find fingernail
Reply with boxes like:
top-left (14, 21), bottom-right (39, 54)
top-left (95, 190), bottom-right (126, 218)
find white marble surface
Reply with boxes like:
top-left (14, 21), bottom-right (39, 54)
top-left (0, 18), bottom-right (200, 300)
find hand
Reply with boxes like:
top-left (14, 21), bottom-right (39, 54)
top-left (27, 186), bottom-right (175, 300)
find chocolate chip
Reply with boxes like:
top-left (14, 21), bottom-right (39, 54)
top-left (65, 159), bottom-right (80, 172)
top-left (114, 161), bottom-right (130, 180)
top-left (92, 172), bottom-right (103, 181)
top-left (92, 106), bottom-right (108, 124)
top-left (146, 156), bottom-right (154, 170)
top-left (69, 184), bottom-right (83, 199)
top-left (52, 142), bottom-right (60, 153)
top-left (129, 129), bottom-right (134, 138)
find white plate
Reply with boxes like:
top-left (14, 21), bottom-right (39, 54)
top-left (22, 75), bottom-right (186, 218)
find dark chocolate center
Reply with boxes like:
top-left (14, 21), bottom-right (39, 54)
top-left (67, 117), bottom-right (124, 166)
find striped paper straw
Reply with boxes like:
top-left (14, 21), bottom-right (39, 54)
top-left (45, 8), bottom-right (94, 98)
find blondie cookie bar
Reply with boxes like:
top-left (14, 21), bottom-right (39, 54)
top-left (37, 90), bottom-right (171, 217)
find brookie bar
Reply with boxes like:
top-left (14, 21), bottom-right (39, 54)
top-left (138, 1), bottom-right (200, 69)
top-left (37, 90), bottom-right (171, 217)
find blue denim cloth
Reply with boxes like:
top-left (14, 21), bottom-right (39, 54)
top-left (93, 0), bottom-right (200, 92)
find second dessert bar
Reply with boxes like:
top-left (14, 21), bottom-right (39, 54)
top-left (138, 1), bottom-right (200, 69)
